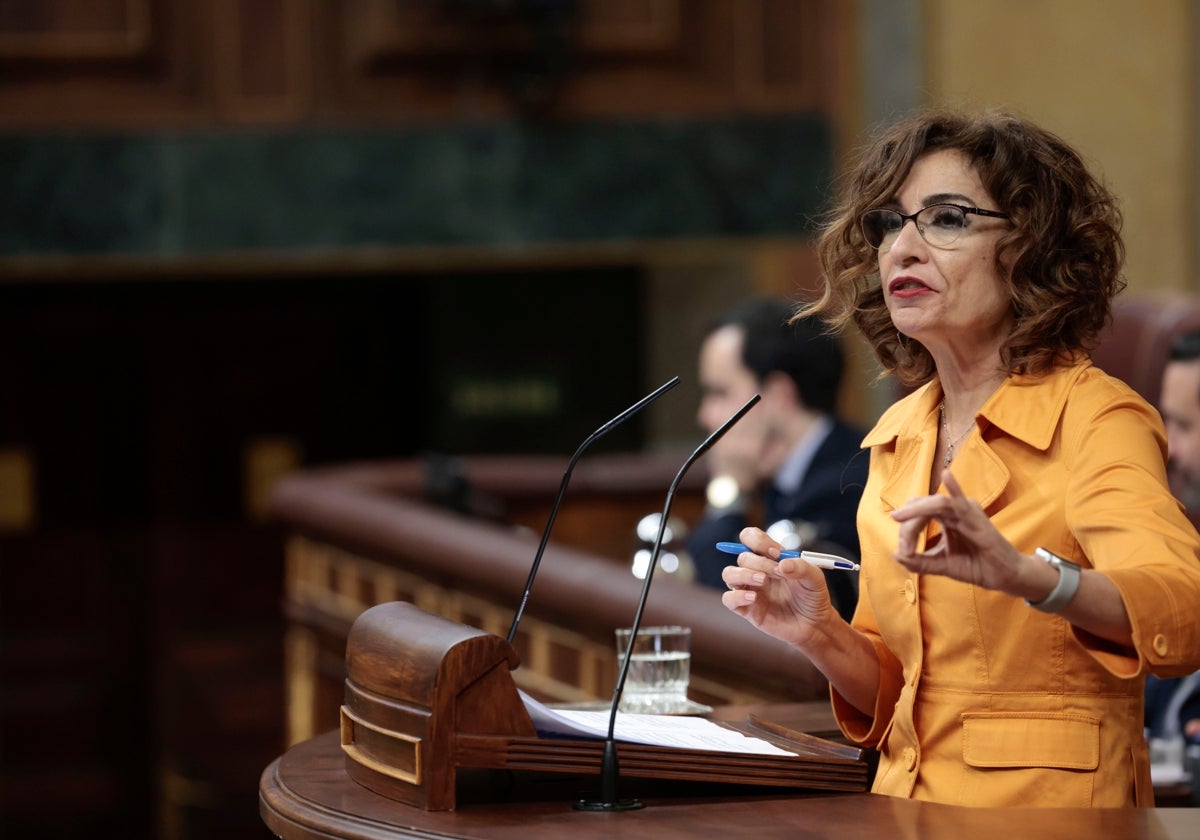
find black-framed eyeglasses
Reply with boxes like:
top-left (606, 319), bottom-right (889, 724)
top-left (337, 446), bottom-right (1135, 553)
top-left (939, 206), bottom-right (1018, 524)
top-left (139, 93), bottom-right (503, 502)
top-left (860, 203), bottom-right (1011, 251)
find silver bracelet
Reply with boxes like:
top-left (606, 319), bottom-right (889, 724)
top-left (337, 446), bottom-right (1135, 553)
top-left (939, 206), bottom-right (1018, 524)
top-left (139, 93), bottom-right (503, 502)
top-left (1025, 547), bottom-right (1082, 613)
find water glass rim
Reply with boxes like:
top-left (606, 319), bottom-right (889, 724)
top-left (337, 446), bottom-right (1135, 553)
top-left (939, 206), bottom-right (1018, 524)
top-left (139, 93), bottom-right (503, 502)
top-left (615, 625), bottom-right (690, 636)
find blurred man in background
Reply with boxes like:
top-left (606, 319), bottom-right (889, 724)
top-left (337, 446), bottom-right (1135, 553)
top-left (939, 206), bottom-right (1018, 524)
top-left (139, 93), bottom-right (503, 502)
top-left (1162, 329), bottom-right (1200, 514)
top-left (684, 296), bottom-right (867, 620)
top-left (1146, 329), bottom-right (1200, 753)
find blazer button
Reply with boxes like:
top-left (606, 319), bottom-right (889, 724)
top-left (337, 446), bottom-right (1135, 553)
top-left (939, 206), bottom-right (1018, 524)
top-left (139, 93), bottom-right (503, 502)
top-left (1154, 634), bottom-right (1169, 657)
top-left (904, 579), bottom-right (916, 604)
top-left (903, 747), bottom-right (917, 771)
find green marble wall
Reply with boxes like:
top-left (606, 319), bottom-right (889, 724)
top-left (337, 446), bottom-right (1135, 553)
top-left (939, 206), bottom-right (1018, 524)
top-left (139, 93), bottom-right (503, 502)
top-left (0, 115), bottom-right (831, 256)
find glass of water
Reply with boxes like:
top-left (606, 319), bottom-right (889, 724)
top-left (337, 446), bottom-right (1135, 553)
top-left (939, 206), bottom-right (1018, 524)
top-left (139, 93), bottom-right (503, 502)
top-left (614, 625), bottom-right (692, 714)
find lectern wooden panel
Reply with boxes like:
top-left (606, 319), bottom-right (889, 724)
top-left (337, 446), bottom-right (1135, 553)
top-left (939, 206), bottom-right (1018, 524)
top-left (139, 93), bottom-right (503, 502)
top-left (336, 601), bottom-right (868, 812)
top-left (341, 602), bottom-right (536, 810)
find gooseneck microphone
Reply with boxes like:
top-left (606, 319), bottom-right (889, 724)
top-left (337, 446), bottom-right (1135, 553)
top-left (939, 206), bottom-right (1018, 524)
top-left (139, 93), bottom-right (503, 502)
top-left (575, 393), bottom-right (761, 812)
top-left (506, 376), bottom-right (681, 644)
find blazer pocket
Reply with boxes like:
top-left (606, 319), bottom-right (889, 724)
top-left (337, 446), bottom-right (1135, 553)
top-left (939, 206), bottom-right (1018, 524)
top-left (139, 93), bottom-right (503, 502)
top-left (961, 712), bottom-right (1100, 770)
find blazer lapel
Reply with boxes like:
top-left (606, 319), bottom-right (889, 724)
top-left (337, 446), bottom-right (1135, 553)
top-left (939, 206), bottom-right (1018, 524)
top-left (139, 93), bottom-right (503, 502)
top-left (868, 382), bottom-right (941, 515)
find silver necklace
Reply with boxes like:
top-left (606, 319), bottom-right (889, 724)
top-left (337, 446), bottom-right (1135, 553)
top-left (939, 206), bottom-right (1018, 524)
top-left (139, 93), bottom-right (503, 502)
top-left (940, 401), bottom-right (973, 467)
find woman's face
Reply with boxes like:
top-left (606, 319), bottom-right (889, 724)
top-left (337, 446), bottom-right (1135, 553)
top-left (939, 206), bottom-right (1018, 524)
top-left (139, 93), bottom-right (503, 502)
top-left (876, 148), bottom-right (1013, 357)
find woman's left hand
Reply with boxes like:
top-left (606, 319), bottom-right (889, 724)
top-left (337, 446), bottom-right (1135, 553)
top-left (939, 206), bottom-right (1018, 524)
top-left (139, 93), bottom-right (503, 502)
top-left (890, 469), bottom-right (1026, 593)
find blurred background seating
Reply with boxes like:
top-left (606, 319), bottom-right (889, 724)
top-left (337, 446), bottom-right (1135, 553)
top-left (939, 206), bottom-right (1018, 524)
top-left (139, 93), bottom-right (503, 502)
top-left (1091, 292), bottom-right (1200, 408)
top-left (269, 453), bottom-right (832, 748)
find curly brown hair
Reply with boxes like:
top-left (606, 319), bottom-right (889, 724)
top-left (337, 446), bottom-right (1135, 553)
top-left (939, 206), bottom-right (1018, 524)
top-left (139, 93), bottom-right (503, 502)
top-left (802, 107), bottom-right (1126, 386)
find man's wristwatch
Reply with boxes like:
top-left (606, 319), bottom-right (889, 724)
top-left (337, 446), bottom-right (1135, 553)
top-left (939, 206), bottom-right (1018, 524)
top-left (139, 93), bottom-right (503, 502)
top-left (705, 475), bottom-right (749, 515)
top-left (1025, 547), bottom-right (1082, 613)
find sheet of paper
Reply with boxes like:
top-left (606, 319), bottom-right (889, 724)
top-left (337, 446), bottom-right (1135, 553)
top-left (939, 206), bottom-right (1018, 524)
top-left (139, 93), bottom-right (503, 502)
top-left (520, 690), bottom-right (794, 756)
top-left (1151, 760), bottom-right (1191, 785)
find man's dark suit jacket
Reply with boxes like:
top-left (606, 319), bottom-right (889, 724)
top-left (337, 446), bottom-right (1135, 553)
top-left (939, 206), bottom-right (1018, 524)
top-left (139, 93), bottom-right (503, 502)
top-left (1145, 673), bottom-right (1200, 742)
top-left (685, 419), bottom-right (868, 621)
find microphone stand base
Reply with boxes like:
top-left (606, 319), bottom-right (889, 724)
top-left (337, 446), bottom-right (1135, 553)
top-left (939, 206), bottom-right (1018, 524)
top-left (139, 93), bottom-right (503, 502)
top-left (573, 797), bottom-right (645, 812)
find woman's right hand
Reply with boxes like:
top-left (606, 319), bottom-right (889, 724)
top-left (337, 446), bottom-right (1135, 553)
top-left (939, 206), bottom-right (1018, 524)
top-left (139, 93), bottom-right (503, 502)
top-left (720, 526), bottom-right (841, 650)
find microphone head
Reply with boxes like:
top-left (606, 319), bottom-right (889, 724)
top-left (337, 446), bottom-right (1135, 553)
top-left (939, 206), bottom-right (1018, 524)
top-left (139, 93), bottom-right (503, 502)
top-left (506, 377), bottom-right (682, 644)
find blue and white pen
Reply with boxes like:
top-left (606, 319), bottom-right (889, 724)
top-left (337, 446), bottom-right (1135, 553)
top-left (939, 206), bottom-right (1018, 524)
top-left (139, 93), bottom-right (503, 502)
top-left (715, 541), bottom-right (860, 571)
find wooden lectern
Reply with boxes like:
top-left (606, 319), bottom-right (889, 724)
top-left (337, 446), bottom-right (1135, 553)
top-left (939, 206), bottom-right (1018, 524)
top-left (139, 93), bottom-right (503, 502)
top-left (340, 601), bottom-right (537, 809)
top-left (338, 601), bottom-right (869, 811)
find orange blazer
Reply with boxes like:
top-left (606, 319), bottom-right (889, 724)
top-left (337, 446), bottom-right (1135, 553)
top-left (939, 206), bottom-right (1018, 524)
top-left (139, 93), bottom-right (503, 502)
top-left (834, 359), bottom-right (1200, 807)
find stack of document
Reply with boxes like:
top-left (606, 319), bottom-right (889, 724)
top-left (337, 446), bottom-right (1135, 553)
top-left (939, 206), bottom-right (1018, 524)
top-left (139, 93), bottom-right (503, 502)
top-left (521, 691), bottom-right (794, 756)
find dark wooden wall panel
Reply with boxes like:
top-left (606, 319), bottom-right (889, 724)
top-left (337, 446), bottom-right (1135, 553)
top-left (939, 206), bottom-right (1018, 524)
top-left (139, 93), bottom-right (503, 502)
top-left (0, 0), bottom-right (153, 60)
top-left (0, 0), bottom-right (844, 126)
top-left (321, 0), bottom-right (839, 119)
top-left (213, 0), bottom-right (311, 122)
top-left (0, 0), bottom-right (210, 126)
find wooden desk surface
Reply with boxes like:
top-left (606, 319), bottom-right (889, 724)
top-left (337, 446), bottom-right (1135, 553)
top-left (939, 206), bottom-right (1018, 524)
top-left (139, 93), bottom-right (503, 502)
top-left (261, 731), bottom-right (1199, 840)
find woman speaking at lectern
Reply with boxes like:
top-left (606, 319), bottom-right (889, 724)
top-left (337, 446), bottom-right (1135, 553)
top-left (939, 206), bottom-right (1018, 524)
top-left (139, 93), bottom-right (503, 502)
top-left (721, 108), bottom-right (1200, 807)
